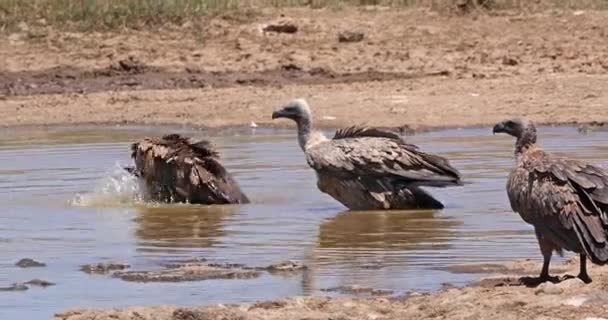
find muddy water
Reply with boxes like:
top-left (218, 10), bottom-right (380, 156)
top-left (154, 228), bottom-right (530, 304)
top-left (1, 125), bottom-right (607, 319)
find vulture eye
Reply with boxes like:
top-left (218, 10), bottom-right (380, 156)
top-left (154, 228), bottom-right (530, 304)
top-left (505, 120), bottom-right (515, 127)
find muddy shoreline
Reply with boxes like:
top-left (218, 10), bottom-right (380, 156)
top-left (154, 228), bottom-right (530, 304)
top-left (55, 257), bottom-right (608, 320)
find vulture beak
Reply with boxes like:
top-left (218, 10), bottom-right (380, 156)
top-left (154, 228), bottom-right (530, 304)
top-left (492, 122), bottom-right (505, 135)
top-left (271, 108), bottom-right (288, 120)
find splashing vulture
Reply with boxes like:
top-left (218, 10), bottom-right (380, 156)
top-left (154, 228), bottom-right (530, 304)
top-left (126, 134), bottom-right (249, 205)
top-left (494, 118), bottom-right (608, 284)
top-left (271, 98), bottom-right (463, 210)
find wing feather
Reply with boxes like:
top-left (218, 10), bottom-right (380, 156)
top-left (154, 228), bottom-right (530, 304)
top-left (130, 134), bottom-right (248, 204)
top-left (307, 128), bottom-right (462, 187)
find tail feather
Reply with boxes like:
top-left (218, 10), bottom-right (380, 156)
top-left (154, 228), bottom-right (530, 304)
top-left (573, 212), bottom-right (608, 265)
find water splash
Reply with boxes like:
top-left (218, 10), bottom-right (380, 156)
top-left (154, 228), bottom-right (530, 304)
top-left (70, 162), bottom-right (144, 207)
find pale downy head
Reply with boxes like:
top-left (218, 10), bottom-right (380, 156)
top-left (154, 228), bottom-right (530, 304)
top-left (271, 98), bottom-right (312, 123)
top-left (492, 118), bottom-right (537, 149)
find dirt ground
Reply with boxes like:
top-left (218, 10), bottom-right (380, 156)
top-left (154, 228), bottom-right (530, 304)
top-left (1, 7), bottom-right (608, 130)
top-left (55, 256), bottom-right (608, 320)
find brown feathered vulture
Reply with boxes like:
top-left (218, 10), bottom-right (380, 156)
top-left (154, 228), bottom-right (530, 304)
top-left (494, 118), bottom-right (608, 284)
top-left (125, 134), bottom-right (249, 205)
top-left (271, 98), bottom-right (463, 210)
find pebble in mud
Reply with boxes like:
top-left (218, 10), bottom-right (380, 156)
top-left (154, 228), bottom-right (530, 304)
top-left (25, 279), bottom-right (56, 287)
top-left (80, 263), bottom-right (130, 274)
top-left (0, 283), bottom-right (29, 291)
top-left (261, 260), bottom-right (307, 274)
top-left (15, 258), bottom-right (46, 268)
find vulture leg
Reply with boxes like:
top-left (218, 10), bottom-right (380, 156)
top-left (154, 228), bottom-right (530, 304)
top-left (521, 230), bottom-right (560, 286)
top-left (578, 254), bottom-right (592, 283)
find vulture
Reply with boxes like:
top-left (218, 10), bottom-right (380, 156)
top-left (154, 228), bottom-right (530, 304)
top-left (494, 118), bottom-right (608, 284)
top-left (125, 134), bottom-right (249, 205)
top-left (271, 98), bottom-right (463, 210)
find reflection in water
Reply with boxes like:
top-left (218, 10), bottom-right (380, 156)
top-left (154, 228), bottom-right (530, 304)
top-left (305, 210), bottom-right (463, 294)
top-left (134, 204), bottom-right (237, 252)
top-left (318, 210), bottom-right (460, 251)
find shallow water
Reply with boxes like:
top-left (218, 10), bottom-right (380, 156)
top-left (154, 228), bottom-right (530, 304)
top-left (1, 125), bottom-right (608, 319)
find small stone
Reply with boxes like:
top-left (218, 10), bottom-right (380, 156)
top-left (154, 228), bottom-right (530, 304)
top-left (502, 56), bottom-right (519, 66)
top-left (15, 258), bottom-right (46, 268)
top-left (535, 282), bottom-right (563, 295)
top-left (24, 279), bottom-right (56, 287)
top-left (557, 277), bottom-right (585, 290)
top-left (0, 283), bottom-right (28, 291)
top-left (17, 21), bottom-right (29, 32)
top-left (338, 31), bottom-right (365, 43)
top-left (80, 262), bottom-right (130, 274)
top-left (262, 22), bottom-right (298, 34)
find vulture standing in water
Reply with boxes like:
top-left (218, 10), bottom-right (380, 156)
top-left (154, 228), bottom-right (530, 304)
top-left (271, 98), bottom-right (463, 210)
top-left (126, 134), bottom-right (249, 205)
top-left (494, 118), bottom-right (608, 284)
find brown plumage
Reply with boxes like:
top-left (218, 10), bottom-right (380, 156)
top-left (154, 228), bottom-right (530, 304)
top-left (272, 98), bottom-right (463, 210)
top-left (127, 134), bottom-right (249, 205)
top-left (494, 118), bottom-right (608, 284)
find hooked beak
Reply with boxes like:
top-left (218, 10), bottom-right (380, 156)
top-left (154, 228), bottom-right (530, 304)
top-left (492, 122), bottom-right (505, 135)
top-left (271, 109), bottom-right (288, 120)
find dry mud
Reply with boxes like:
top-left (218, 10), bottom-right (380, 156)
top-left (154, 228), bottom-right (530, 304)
top-left (1, 8), bottom-right (608, 129)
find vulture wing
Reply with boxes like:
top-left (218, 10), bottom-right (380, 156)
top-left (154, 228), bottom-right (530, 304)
top-left (509, 149), bottom-right (608, 263)
top-left (306, 126), bottom-right (462, 187)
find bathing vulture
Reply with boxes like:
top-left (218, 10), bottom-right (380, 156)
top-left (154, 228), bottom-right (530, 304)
top-left (494, 118), bottom-right (608, 284)
top-left (271, 98), bottom-right (463, 210)
top-left (126, 134), bottom-right (249, 205)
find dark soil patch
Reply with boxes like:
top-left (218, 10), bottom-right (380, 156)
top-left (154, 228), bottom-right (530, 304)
top-left (0, 62), bottom-right (447, 97)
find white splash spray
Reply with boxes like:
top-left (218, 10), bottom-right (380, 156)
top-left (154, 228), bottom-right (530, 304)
top-left (70, 162), bottom-right (145, 207)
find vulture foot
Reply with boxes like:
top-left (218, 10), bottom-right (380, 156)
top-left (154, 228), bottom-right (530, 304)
top-left (577, 273), bottom-right (593, 284)
top-left (559, 274), bottom-right (592, 284)
top-left (519, 275), bottom-right (560, 287)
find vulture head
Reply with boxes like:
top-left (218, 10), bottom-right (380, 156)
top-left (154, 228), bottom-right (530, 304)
top-left (271, 98), bottom-right (312, 123)
top-left (493, 118), bottom-right (537, 149)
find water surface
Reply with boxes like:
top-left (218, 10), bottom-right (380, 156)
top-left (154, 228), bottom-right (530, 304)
top-left (1, 125), bottom-right (607, 319)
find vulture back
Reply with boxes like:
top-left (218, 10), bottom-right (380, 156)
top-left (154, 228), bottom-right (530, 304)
top-left (310, 125), bottom-right (462, 187)
top-left (130, 134), bottom-right (249, 205)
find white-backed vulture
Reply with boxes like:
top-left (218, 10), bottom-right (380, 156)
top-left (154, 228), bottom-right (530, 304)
top-left (271, 98), bottom-right (463, 210)
top-left (494, 118), bottom-right (608, 284)
top-left (126, 134), bottom-right (249, 205)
